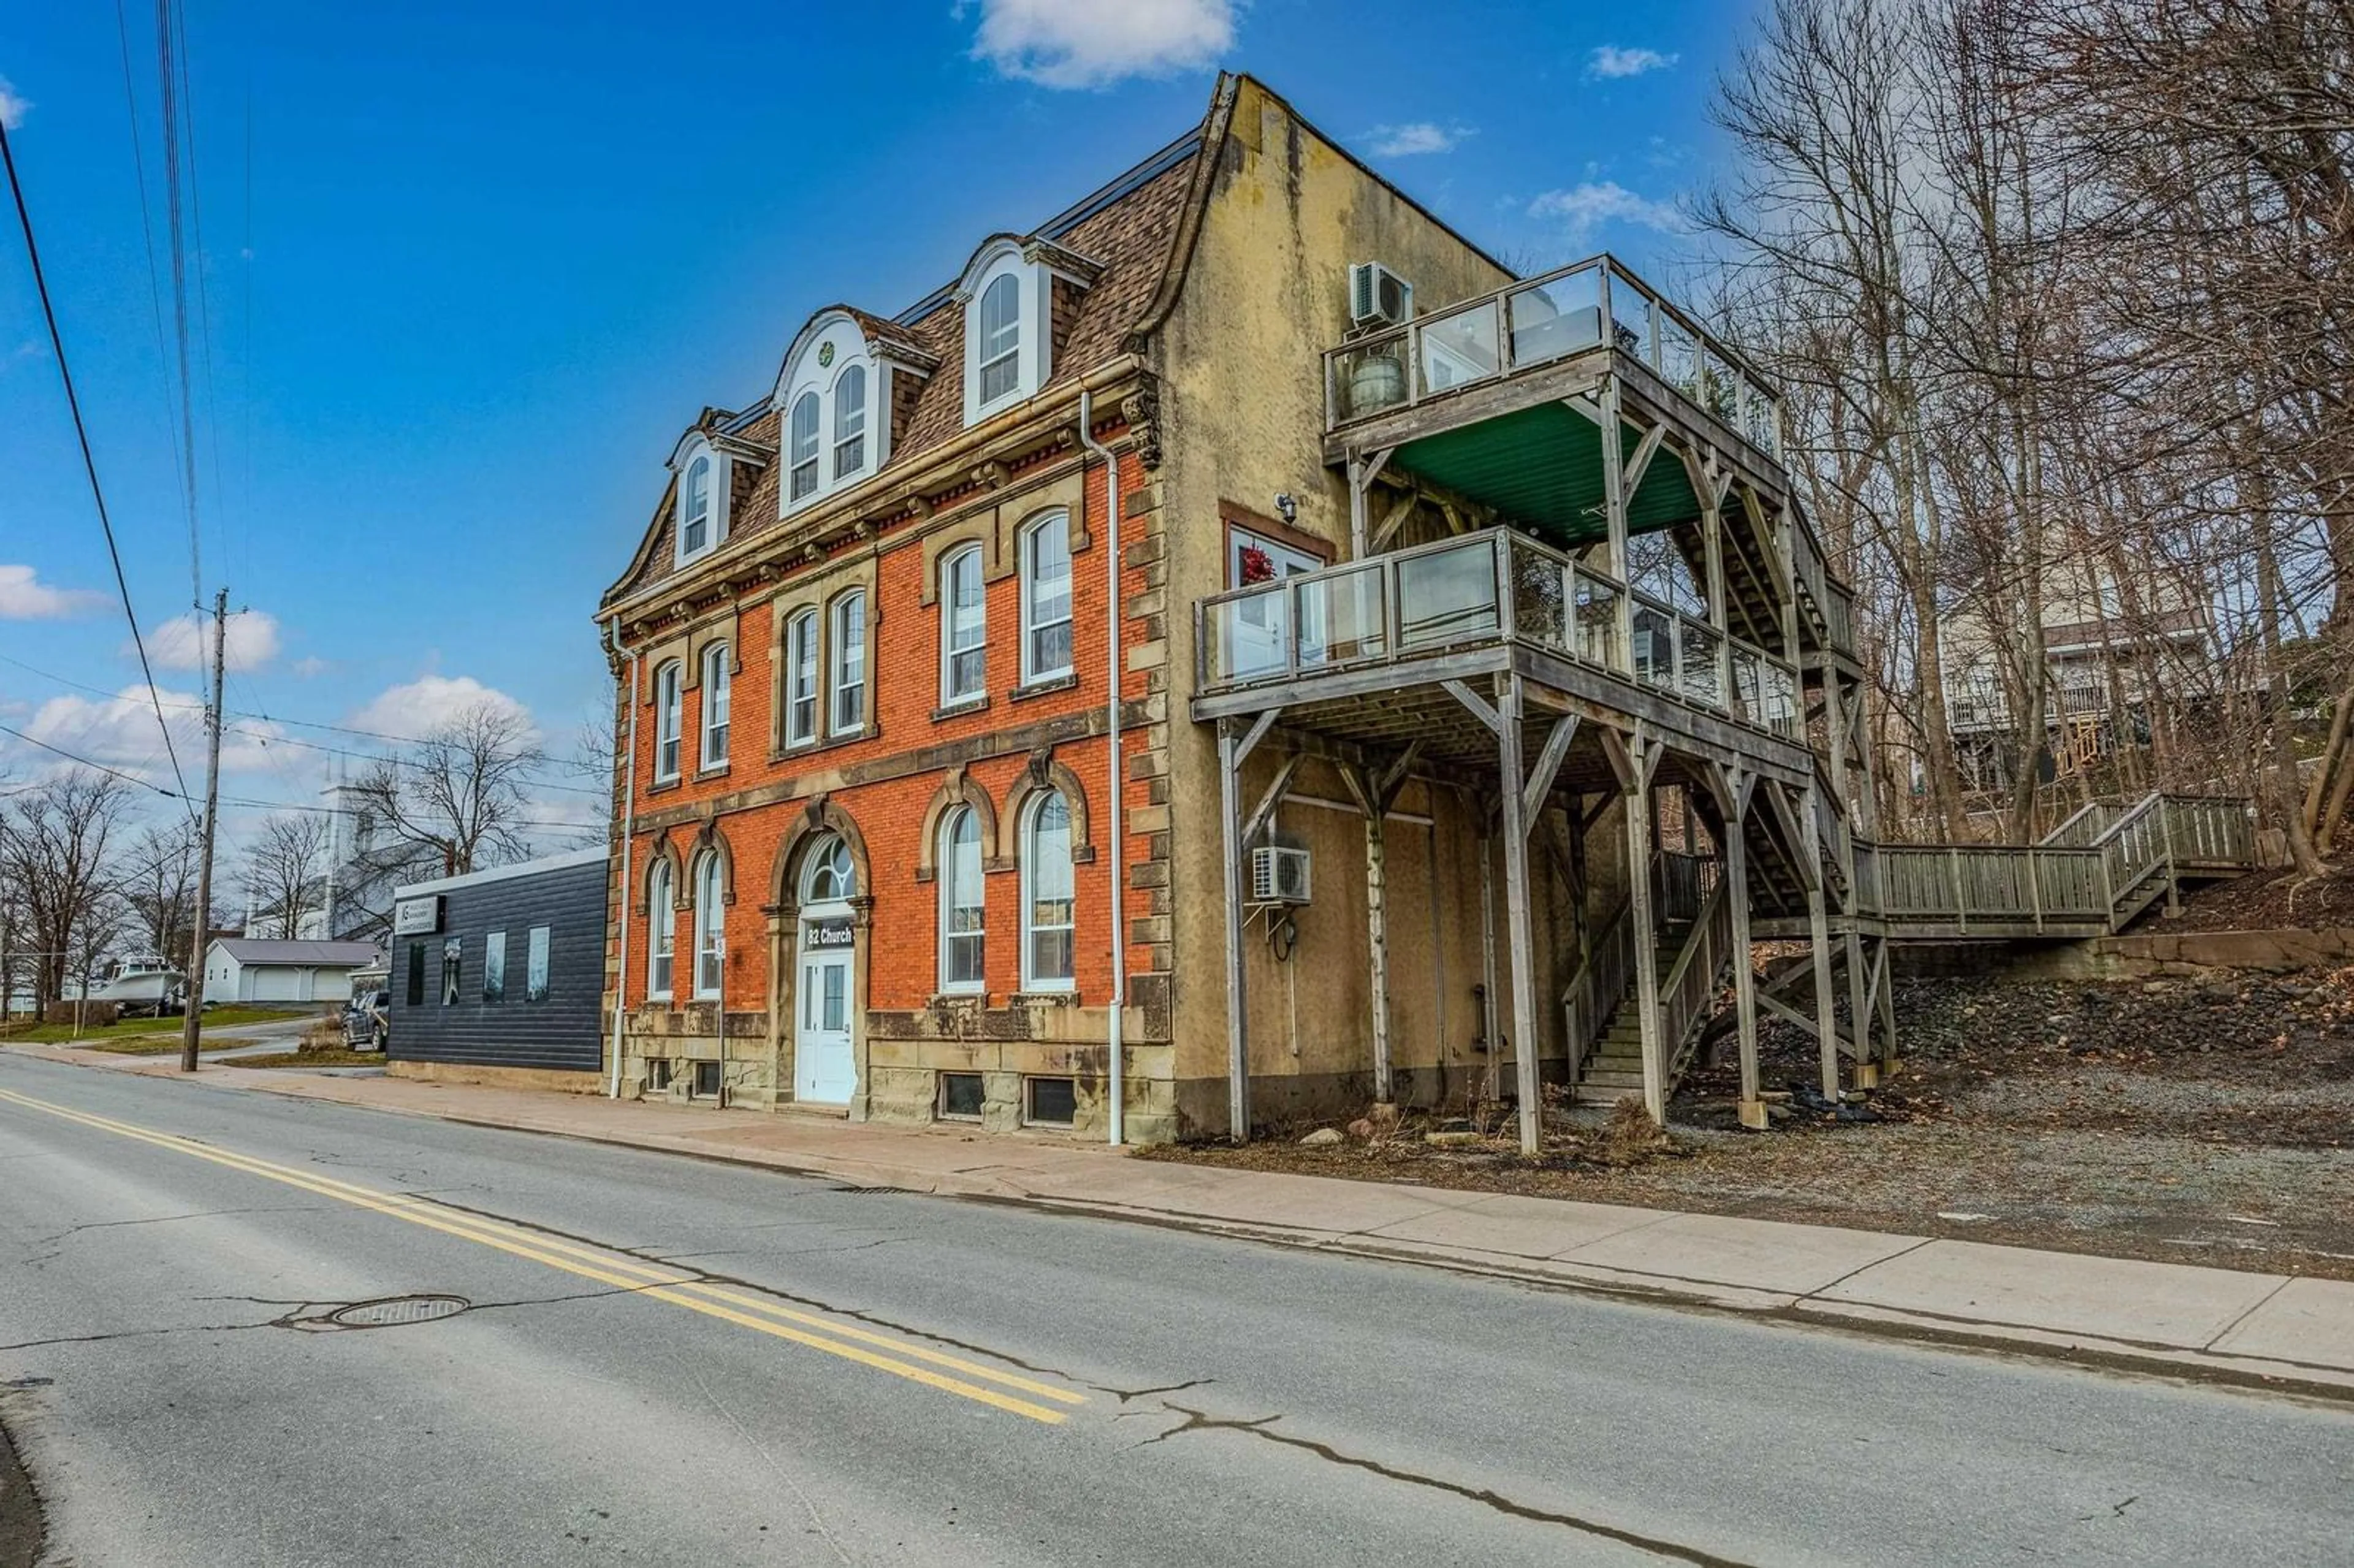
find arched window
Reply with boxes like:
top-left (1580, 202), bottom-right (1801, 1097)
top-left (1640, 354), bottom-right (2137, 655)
top-left (653, 661), bottom-right (684, 782)
top-left (700, 642), bottom-right (731, 768)
top-left (829, 590), bottom-right (866, 736)
top-left (832, 364), bottom-right (867, 479)
top-left (800, 833), bottom-right (855, 905)
top-left (1021, 790), bottom-right (1075, 992)
top-left (680, 455), bottom-right (713, 558)
top-left (939, 806), bottom-right (984, 992)
top-left (788, 392), bottom-right (820, 501)
top-left (784, 610), bottom-right (818, 747)
top-left (692, 851), bottom-right (725, 999)
top-left (1020, 512), bottom-right (1073, 684)
top-left (647, 859), bottom-right (675, 998)
top-left (977, 273), bottom-right (1021, 406)
top-left (941, 544), bottom-right (986, 706)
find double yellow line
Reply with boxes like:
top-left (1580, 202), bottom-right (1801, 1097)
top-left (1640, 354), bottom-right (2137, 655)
top-left (0, 1086), bottom-right (1083, 1425)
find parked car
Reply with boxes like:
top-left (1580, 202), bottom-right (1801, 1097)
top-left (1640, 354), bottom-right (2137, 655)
top-left (343, 969), bottom-right (390, 1051)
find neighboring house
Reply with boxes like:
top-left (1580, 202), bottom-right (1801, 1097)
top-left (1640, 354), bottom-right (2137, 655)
top-left (595, 74), bottom-right (1874, 1144)
top-left (385, 850), bottom-right (606, 1084)
top-left (201, 939), bottom-right (384, 1007)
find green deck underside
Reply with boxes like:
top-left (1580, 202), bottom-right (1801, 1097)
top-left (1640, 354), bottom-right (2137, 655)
top-left (1396, 405), bottom-right (1701, 546)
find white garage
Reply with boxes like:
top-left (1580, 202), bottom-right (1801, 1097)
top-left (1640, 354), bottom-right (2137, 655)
top-left (202, 939), bottom-right (384, 1007)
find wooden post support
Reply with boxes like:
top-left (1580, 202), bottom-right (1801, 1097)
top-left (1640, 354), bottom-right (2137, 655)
top-left (1804, 782), bottom-right (1842, 1101)
top-left (1496, 676), bottom-right (1545, 1156)
top-left (1219, 722), bottom-right (1251, 1141)
top-left (1346, 746), bottom-right (1418, 1109)
top-left (1477, 815), bottom-right (1499, 1106)
top-left (1874, 938), bottom-right (1899, 1072)
top-left (1623, 740), bottom-right (1666, 1124)
top-left (1726, 772), bottom-right (1763, 1130)
top-left (1846, 927), bottom-right (1875, 1089)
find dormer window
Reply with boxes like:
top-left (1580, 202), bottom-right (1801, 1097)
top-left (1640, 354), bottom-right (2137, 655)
top-left (669, 438), bottom-right (729, 568)
top-left (977, 275), bottom-right (1021, 406)
top-left (832, 365), bottom-right (867, 480)
top-left (788, 393), bottom-right (820, 503)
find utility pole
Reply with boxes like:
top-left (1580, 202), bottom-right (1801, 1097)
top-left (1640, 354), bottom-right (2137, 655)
top-left (181, 589), bottom-right (227, 1073)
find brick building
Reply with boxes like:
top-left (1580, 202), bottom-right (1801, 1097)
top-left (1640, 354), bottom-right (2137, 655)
top-left (600, 73), bottom-right (1905, 1146)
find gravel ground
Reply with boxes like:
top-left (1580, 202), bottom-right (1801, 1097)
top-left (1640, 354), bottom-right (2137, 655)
top-left (1146, 966), bottom-right (2354, 1280)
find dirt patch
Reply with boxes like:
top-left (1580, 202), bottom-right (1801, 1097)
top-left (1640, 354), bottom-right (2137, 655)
top-left (1146, 965), bottom-right (2354, 1280)
top-left (0, 1406), bottom-right (44, 1568)
top-left (226, 1049), bottom-right (383, 1070)
top-left (2163, 865), bottom-right (2354, 932)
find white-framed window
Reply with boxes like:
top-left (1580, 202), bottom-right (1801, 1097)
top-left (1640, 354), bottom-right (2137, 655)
top-left (939, 805), bottom-right (984, 993)
top-left (679, 455), bottom-right (714, 560)
top-left (832, 364), bottom-right (867, 480)
top-left (941, 544), bottom-right (986, 706)
top-left (801, 833), bottom-right (855, 905)
top-left (977, 273), bottom-right (1021, 408)
top-left (1227, 527), bottom-right (1327, 674)
top-left (785, 610), bottom-right (818, 748)
top-left (1020, 511), bottom-right (1073, 684)
top-left (788, 392), bottom-right (820, 502)
top-left (693, 851), bottom-right (724, 999)
top-left (1227, 527), bottom-right (1323, 587)
top-left (829, 590), bottom-right (866, 736)
top-left (653, 660), bottom-right (683, 782)
top-left (647, 859), bottom-right (675, 999)
top-left (700, 643), bottom-right (731, 769)
top-left (1021, 790), bottom-right (1075, 992)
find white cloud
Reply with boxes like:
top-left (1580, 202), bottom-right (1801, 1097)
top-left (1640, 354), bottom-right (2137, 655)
top-left (1366, 122), bottom-right (1475, 158)
top-left (0, 563), bottom-right (104, 620)
top-left (349, 675), bottom-right (536, 744)
top-left (13, 684), bottom-right (284, 785)
top-left (142, 607), bottom-right (281, 672)
top-left (1527, 181), bottom-right (1686, 243)
top-left (1587, 45), bottom-right (1678, 80)
top-left (291, 655), bottom-right (330, 679)
top-left (0, 78), bottom-right (29, 131)
top-left (968, 0), bottom-right (1233, 89)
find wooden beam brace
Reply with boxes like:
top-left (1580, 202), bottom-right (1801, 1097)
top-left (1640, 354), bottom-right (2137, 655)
top-left (1621, 421), bottom-right (1669, 500)
top-left (1441, 678), bottom-right (1503, 737)
top-left (1241, 753), bottom-right (1305, 846)
top-left (1521, 714), bottom-right (1580, 826)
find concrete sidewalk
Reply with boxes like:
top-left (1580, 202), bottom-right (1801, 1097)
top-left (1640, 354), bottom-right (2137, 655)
top-left (13, 1040), bottom-right (2353, 1398)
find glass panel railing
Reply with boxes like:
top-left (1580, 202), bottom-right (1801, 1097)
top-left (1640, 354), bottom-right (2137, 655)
top-left (1743, 378), bottom-right (1780, 455)
top-left (1208, 590), bottom-right (1291, 683)
top-left (1658, 314), bottom-right (1700, 402)
top-left (1296, 561), bottom-right (1388, 668)
top-left (1507, 266), bottom-right (1602, 368)
top-left (1681, 621), bottom-right (1725, 710)
top-left (1395, 537), bottom-right (1502, 650)
top-left (1631, 601), bottom-right (1677, 693)
top-left (1731, 644), bottom-right (1763, 727)
top-left (1573, 569), bottom-right (1624, 672)
top-left (1606, 264), bottom-right (1651, 362)
top-left (1417, 300), bottom-right (1502, 395)
top-left (1331, 333), bottom-right (1411, 422)
top-left (1508, 536), bottom-right (1567, 650)
top-left (1699, 351), bottom-right (1742, 427)
top-left (1761, 657), bottom-right (1800, 737)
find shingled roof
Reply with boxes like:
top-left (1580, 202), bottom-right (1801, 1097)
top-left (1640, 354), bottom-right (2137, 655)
top-left (603, 114), bottom-right (1209, 610)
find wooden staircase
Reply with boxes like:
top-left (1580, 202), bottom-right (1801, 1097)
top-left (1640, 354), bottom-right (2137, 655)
top-left (1570, 921), bottom-right (1691, 1107)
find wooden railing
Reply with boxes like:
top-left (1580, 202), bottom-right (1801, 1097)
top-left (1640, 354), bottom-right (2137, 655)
top-left (1657, 874), bottom-right (1735, 1092)
top-left (1562, 895), bottom-right (1635, 1083)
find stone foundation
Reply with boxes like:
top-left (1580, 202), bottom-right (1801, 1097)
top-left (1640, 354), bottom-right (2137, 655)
top-left (386, 1060), bottom-right (604, 1095)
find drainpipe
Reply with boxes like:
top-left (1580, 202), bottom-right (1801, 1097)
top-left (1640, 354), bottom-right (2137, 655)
top-left (1078, 390), bottom-right (1126, 1146)
top-left (606, 616), bottom-right (639, 1099)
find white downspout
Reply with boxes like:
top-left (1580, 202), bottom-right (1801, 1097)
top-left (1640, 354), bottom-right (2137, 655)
top-left (607, 616), bottom-right (639, 1099)
top-left (1078, 390), bottom-right (1126, 1146)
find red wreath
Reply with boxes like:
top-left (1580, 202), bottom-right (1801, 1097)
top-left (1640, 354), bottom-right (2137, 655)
top-left (1239, 544), bottom-right (1276, 585)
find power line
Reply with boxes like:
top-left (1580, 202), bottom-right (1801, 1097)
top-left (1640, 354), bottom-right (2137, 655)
top-left (0, 723), bottom-right (178, 799)
top-left (0, 114), bottom-right (197, 814)
top-left (112, 0), bottom-right (192, 534)
top-left (153, 0), bottom-right (205, 611)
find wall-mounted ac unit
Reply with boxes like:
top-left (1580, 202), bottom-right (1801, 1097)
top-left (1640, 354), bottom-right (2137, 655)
top-left (1249, 845), bottom-right (1312, 905)
top-left (1349, 262), bottom-right (1415, 329)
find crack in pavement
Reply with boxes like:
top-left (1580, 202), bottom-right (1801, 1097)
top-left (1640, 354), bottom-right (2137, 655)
top-left (31, 1205), bottom-right (317, 1247)
top-left (1137, 1404), bottom-right (1759, 1568)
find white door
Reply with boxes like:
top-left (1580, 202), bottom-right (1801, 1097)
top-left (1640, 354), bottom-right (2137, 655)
top-left (794, 948), bottom-right (855, 1104)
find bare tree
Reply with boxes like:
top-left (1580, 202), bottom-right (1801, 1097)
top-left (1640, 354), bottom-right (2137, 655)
top-left (344, 701), bottom-right (544, 883)
top-left (0, 770), bottom-right (135, 1008)
top-left (237, 812), bottom-right (334, 940)
top-left (118, 818), bottom-right (204, 964)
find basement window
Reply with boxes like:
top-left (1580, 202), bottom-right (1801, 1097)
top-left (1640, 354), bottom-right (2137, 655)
top-left (1024, 1076), bottom-right (1075, 1128)
top-left (938, 1072), bottom-right (985, 1122)
top-left (647, 1057), bottom-right (673, 1091)
top-left (695, 1060), bottom-right (722, 1098)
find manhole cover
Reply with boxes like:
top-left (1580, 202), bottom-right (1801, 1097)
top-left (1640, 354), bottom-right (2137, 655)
top-left (329, 1294), bottom-right (470, 1328)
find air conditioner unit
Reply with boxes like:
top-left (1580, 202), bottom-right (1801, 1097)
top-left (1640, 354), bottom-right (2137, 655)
top-left (1349, 262), bottom-right (1415, 329)
top-left (1249, 845), bottom-right (1312, 905)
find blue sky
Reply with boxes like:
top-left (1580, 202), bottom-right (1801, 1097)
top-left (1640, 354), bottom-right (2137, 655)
top-left (0, 0), bottom-right (1745, 851)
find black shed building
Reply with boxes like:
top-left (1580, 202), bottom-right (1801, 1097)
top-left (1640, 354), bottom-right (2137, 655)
top-left (387, 848), bottom-right (607, 1078)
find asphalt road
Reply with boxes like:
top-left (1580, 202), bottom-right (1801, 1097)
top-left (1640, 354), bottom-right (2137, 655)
top-left (1, 1052), bottom-right (2348, 1567)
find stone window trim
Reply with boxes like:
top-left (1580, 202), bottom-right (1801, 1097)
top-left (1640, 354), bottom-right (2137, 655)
top-left (929, 695), bottom-right (991, 725)
top-left (916, 515), bottom-right (1012, 607)
top-left (1000, 748), bottom-right (1095, 869)
top-left (767, 720), bottom-right (885, 768)
top-left (768, 795), bottom-right (875, 915)
top-left (766, 553), bottom-right (879, 753)
top-left (913, 766), bottom-right (1007, 883)
top-left (1008, 673), bottom-right (1081, 704)
top-left (687, 816), bottom-right (738, 908)
top-left (636, 835), bottom-right (688, 918)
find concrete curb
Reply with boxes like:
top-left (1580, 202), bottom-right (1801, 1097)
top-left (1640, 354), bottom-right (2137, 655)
top-left (10, 1041), bottom-right (2352, 1404)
